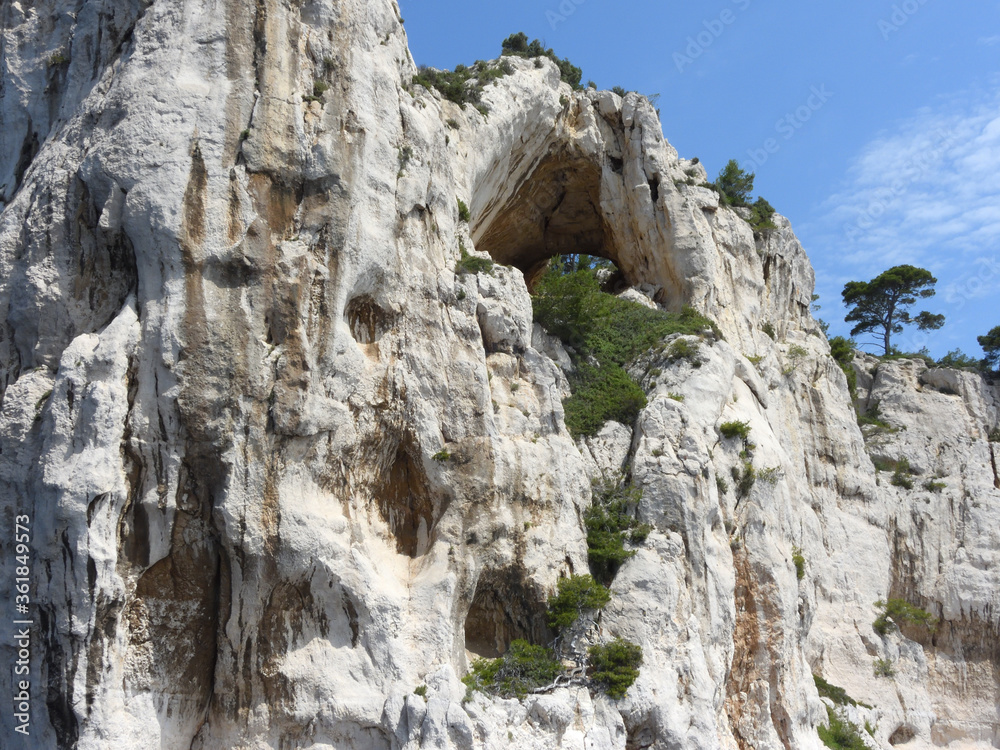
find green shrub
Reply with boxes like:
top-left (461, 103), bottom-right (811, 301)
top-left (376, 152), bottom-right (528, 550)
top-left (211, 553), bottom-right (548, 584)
top-left (813, 674), bottom-right (868, 708)
top-left (667, 392), bottom-right (684, 402)
top-left (463, 640), bottom-right (562, 698)
top-left (412, 59), bottom-right (510, 113)
top-left (501, 32), bottom-right (582, 88)
top-left (303, 79), bottom-right (329, 102)
top-left (716, 476), bottom-right (729, 495)
top-left (455, 245), bottom-right (494, 276)
top-left (792, 546), bottom-right (805, 580)
top-left (665, 338), bottom-right (702, 366)
top-left (873, 598), bottom-right (936, 636)
top-left (546, 575), bottom-right (611, 629)
top-left (714, 160), bottom-right (755, 207)
top-left (585, 479), bottom-right (650, 584)
top-left (413, 685), bottom-right (428, 697)
top-left (720, 421), bottom-right (752, 441)
top-left (587, 638), bottom-right (642, 699)
top-left (988, 428), bottom-right (1000, 443)
top-left (532, 266), bottom-right (718, 436)
top-left (923, 480), bottom-right (946, 493)
top-left (563, 364), bottom-right (647, 436)
top-left (762, 321), bottom-right (776, 340)
top-left (818, 706), bottom-right (869, 750)
top-left (747, 196), bottom-right (777, 233)
top-left (936, 349), bottom-right (982, 369)
top-left (733, 461), bottom-right (756, 500)
top-left (457, 198), bottom-right (471, 222)
top-left (611, 85), bottom-right (627, 97)
top-left (873, 658), bottom-right (895, 678)
top-left (889, 458), bottom-right (914, 489)
top-left (756, 466), bottom-right (782, 484)
top-left (432, 449), bottom-right (451, 462)
top-left (48, 52), bottom-right (70, 66)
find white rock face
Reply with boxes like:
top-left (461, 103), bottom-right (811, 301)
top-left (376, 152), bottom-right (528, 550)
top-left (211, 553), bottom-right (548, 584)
top-left (0, 2), bottom-right (998, 749)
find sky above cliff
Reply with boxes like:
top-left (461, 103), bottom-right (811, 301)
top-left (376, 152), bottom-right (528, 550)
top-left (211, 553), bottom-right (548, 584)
top-left (401, 0), bottom-right (1000, 358)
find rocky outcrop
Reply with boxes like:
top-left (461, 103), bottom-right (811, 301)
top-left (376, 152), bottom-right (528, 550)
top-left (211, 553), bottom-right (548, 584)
top-left (1, 1), bottom-right (997, 749)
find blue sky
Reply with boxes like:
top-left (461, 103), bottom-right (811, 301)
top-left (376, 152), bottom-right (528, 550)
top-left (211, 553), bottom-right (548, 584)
top-left (400, 0), bottom-right (1000, 358)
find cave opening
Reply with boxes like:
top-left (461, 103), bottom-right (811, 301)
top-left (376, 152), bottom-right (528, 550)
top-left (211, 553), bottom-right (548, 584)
top-left (463, 567), bottom-right (550, 660)
top-left (472, 150), bottom-right (633, 291)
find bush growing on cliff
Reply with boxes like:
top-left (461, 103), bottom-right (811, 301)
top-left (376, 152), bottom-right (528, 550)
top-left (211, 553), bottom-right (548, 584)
top-left (585, 478), bottom-right (651, 584)
top-left (501, 32), bottom-right (582, 88)
top-left (873, 598), bottom-right (936, 636)
top-left (828, 336), bottom-right (858, 400)
top-left (532, 264), bottom-right (718, 436)
top-left (455, 243), bottom-right (494, 276)
top-left (463, 640), bottom-right (562, 698)
top-left (813, 674), bottom-right (870, 708)
top-left (720, 420), bottom-right (752, 441)
top-left (978, 325), bottom-right (1000, 370)
top-left (412, 59), bottom-right (511, 113)
top-left (587, 638), bottom-right (643, 699)
top-left (818, 706), bottom-right (869, 750)
top-left (546, 575), bottom-right (611, 629)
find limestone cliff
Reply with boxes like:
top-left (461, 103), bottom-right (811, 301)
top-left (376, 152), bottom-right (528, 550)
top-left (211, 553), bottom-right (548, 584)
top-left (0, 1), bottom-right (997, 749)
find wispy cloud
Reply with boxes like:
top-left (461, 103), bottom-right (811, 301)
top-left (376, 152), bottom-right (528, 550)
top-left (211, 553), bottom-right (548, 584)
top-left (801, 84), bottom-right (1000, 354)
top-left (978, 35), bottom-right (1000, 46)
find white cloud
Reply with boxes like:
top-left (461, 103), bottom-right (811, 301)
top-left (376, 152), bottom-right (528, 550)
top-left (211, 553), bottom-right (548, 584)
top-left (801, 85), bottom-right (1000, 355)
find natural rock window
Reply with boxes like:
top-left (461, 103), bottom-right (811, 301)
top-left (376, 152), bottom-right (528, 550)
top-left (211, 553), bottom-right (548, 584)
top-left (473, 152), bottom-right (628, 290)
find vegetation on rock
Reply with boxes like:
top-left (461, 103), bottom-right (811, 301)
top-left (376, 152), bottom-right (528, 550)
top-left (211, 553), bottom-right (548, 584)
top-left (841, 265), bottom-right (944, 355)
top-left (818, 706), bottom-right (869, 750)
top-left (585, 478), bottom-right (651, 584)
top-left (709, 160), bottom-right (776, 233)
top-left (873, 598), bottom-right (936, 636)
top-left (587, 638), bottom-right (643, 699)
top-left (463, 640), bottom-right (563, 698)
top-left (979, 325), bottom-right (1000, 370)
top-left (501, 32), bottom-right (582, 88)
top-left (546, 575), bottom-right (611, 629)
top-left (532, 260), bottom-right (718, 436)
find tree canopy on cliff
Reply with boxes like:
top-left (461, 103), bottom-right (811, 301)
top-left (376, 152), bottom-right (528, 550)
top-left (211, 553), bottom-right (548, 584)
top-left (841, 265), bottom-right (944, 355)
top-left (979, 325), bottom-right (1000, 370)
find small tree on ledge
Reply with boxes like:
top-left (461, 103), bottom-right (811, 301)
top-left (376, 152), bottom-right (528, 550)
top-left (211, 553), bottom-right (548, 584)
top-left (978, 325), bottom-right (1000, 371)
top-left (841, 265), bottom-right (945, 355)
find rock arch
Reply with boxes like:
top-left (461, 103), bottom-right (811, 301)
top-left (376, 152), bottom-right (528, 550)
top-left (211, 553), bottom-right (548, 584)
top-left (468, 95), bottom-right (686, 305)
